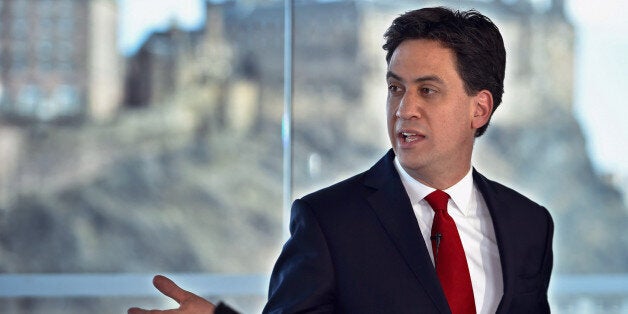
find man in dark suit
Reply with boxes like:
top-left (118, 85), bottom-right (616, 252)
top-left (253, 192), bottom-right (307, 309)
top-left (263, 7), bottom-right (553, 314)
top-left (129, 6), bottom-right (553, 314)
top-left (263, 149), bottom-right (552, 313)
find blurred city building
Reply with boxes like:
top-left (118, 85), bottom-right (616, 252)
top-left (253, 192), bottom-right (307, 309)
top-left (0, 0), bottom-right (121, 123)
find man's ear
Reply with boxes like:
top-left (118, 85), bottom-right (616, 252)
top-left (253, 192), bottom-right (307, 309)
top-left (471, 90), bottom-right (494, 129)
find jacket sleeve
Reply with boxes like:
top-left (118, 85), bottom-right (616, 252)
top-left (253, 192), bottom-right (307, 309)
top-left (215, 302), bottom-right (241, 314)
top-left (505, 206), bottom-right (554, 314)
top-left (538, 207), bottom-right (554, 313)
top-left (263, 199), bottom-right (336, 314)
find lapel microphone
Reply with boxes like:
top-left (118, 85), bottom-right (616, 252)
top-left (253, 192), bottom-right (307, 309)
top-left (431, 233), bottom-right (443, 261)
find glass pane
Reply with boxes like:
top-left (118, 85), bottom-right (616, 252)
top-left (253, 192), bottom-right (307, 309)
top-left (291, 0), bottom-right (628, 312)
top-left (0, 0), bottom-right (283, 313)
top-left (0, 0), bottom-right (626, 313)
top-left (291, 1), bottom-right (391, 193)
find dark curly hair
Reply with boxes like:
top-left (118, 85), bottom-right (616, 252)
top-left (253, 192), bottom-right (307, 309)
top-left (383, 7), bottom-right (506, 137)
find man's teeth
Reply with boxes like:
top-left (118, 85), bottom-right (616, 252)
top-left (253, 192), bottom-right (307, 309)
top-left (402, 132), bottom-right (419, 142)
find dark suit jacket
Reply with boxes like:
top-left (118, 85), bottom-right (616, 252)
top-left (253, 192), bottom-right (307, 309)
top-left (264, 150), bottom-right (553, 314)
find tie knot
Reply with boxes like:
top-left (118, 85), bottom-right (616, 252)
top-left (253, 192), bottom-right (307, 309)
top-left (425, 190), bottom-right (450, 212)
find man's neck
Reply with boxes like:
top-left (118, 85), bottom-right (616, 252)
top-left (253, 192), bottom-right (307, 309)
top-left (399, 162), bottom-right (471, 190)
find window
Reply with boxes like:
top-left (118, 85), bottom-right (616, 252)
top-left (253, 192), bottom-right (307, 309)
top-left (11, 17), bottom-right (27, 39)
top-left (37, 40), bottom-right (53, 71)
top-left (0, 80), bottom-right (5, 109)
top-left (2, 1), bottom-right (284, 312)
top-left (0, 1), bottom-right (626, 313)
top-left (10, 41), bottom-right (28, 71)
top-left (52, 84), bottom-right (80, 116)
top-left (15, 84), bottom-right (41, 117)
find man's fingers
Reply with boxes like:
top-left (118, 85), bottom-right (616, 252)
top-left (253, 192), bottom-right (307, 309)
top-left (127, 307), bottom-right (158, 314)
top-left (128, 275), bottom-right (216, 314)
top-left (128, 305), bottom-right (180, 314)
top-left (152, 275), bottom-right (193, 304)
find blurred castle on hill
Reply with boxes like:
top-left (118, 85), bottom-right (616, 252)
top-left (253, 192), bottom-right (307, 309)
top-left (124, 0), bottom-right (577, 152)
top-left (123, 0), bottom-right (628, 273)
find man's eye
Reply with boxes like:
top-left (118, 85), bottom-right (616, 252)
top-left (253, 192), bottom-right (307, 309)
top-left (388, 84), bottom-right (401, 92)
top-left (420, 87), bottom-right (436, 95)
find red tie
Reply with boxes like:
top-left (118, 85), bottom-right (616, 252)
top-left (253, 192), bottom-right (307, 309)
top-left (425, 190), bottom-right (476, 314)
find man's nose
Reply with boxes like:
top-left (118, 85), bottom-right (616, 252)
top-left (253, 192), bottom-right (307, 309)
top-left (396, 93), bottom-right (422, 120)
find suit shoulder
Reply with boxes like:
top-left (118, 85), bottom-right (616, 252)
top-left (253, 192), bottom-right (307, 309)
top-left (490, 179), bottom-right (540, 206)
top-left (300, 172), bottom-right (369, 204)
top-left (475, 171), bottom-right (552, 220)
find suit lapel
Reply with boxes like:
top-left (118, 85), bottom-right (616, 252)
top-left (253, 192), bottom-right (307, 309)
top-left (473, 170), bottom-right (515, 313)
top-left (360, 158), bottom-right (519, 312)
top-left (364, 150), bottom-right (450, 313)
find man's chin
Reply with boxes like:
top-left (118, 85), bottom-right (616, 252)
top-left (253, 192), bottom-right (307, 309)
top-left (397, 155), bottom-right (426, 172)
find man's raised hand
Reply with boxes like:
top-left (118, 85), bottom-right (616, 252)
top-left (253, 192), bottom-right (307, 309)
top-left (127, 275), bottom-right (216, 314)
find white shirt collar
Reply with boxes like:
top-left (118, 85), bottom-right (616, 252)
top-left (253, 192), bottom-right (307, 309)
top-left (394, 157), bottom-right (474, 216)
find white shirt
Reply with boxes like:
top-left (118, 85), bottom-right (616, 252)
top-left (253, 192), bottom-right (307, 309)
top-left (394, 157), bottom-right (503, 314)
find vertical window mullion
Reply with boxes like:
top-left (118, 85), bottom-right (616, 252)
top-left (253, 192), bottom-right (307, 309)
top-left (282, 0), bottom-right (294, 241)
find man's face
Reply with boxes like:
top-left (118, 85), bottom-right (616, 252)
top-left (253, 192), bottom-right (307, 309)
top-left (386, 39), bottom-right (485, 185)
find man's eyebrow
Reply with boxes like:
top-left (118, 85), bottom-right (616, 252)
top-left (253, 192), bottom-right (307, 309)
top-left (386, 71), bottom-right (444, 84)
top-left (386, 71), bottom-right (402, 81)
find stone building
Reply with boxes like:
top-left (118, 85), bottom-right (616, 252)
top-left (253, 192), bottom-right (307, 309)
top-left (0, 0), bottom-right (121, 123)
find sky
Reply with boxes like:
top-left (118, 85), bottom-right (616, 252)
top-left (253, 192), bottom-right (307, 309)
top-left (565, 0), bottom-right (628, 178)
top-left (118, 0), bottom-right (205, 54)
top-left (118, 0), bottom-right (628, 180)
